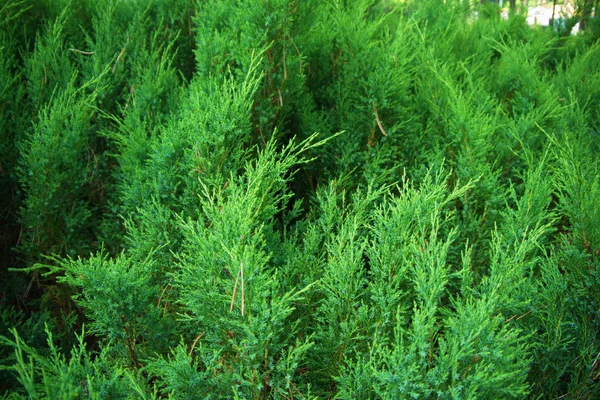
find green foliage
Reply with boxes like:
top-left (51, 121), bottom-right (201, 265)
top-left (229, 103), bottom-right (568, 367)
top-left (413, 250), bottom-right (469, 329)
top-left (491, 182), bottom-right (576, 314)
top-left (16, 76), bottom-right (102, 260)
top-left (42, 250), bottom-right (172, 368)
top-left (0, 6), bottom-right (26, 293)
top-left (2, 0), bottom-right (600, 398)
top-left (0, 325), bottom-right (155, 399)
top-left (23, 5), bottom-right (77, 108)
top-left (154, 134), bottom-right (330, 398)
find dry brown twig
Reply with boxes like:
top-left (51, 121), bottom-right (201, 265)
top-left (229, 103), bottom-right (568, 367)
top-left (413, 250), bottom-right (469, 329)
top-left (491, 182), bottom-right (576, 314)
top-left (229, 261), bottom-right (246, 316)
top-left (113, 35), bottom-right (130, 73)
top-left (68, 48), bottom-right (95, 55)
top-left (372, 101), bottom-right (387, 137)
top-left (189, 333), bottom-right (205, 358)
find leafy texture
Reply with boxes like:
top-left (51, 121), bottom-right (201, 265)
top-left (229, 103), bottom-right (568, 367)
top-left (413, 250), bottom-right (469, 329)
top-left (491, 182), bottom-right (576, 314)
top-left (2, 0), bottom-right (600, 398)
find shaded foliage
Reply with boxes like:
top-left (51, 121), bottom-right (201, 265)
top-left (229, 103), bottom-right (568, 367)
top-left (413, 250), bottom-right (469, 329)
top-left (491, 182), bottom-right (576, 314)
top-left (1, 0), bottom-right (600, 398)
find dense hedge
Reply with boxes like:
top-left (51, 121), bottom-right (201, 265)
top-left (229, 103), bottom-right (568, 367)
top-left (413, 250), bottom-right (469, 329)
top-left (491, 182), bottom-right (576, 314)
top-left (1, 0), bottom-right (600, 398)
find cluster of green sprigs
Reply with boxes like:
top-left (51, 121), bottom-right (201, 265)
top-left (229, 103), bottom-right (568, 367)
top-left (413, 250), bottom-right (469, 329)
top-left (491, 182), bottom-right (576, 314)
top-left (1, 0), bottom-right (600, 398)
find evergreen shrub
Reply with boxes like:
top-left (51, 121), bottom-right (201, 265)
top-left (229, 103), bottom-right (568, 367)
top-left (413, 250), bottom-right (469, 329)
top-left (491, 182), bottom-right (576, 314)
top-left (1, 0), bottom-right (599, 398)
